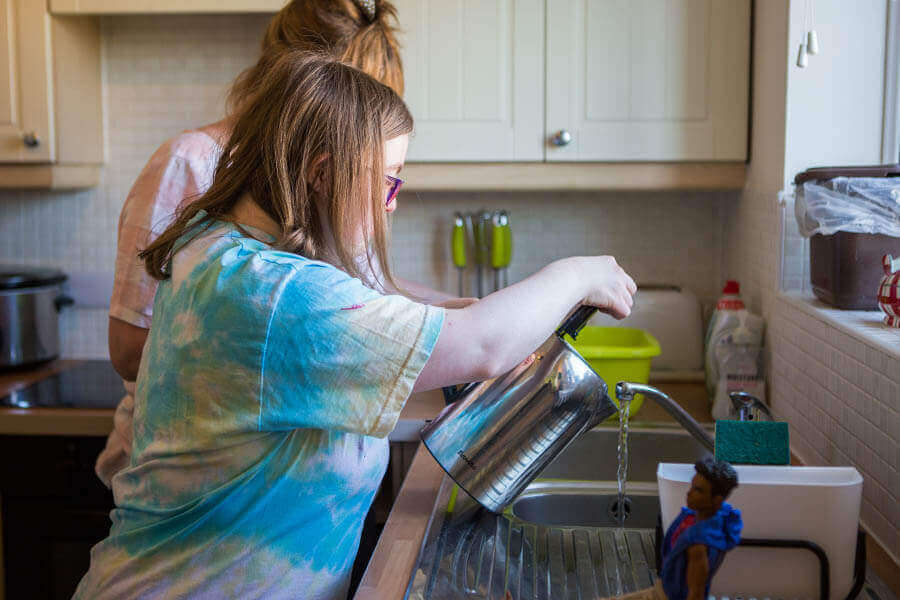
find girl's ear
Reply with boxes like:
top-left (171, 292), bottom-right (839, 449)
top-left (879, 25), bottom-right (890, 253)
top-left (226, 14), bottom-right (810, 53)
top-left (307, 154), bottom-right (331, 196)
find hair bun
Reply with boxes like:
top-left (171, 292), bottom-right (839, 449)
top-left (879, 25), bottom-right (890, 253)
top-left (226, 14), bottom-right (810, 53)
top-left (353, 0), bottom-right (376, 22)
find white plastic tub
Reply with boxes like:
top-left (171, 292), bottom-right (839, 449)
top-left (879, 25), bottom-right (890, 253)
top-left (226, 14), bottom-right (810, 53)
top-left (658, 463), bottom-right (862, 600)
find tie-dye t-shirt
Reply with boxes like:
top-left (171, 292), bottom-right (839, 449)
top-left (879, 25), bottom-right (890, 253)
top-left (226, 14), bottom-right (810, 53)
top-left (74, 215), bottom-right (444, 599)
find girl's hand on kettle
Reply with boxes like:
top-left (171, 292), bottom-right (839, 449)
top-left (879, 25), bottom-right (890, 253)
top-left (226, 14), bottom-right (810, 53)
top-left (572, 256), bottom-right (636, 319)
top-left (412, 256), bottom-right (634, 393)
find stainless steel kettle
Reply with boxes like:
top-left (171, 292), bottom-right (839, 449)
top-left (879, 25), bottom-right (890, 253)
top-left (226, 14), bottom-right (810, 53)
top-left (420, 306), bottom-right (618, 513)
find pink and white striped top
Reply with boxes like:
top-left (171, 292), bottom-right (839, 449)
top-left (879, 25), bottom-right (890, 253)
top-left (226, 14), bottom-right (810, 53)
top-left (99, 129), bottom-right (223, 488)
top-left (109, 129), bottom-right (223, 328)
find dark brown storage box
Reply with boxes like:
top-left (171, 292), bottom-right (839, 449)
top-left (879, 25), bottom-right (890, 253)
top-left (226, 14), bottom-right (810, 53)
top-left (809, 232), bottom-right (900, 310)
top-left (795, 164), bottom-right (900, 310)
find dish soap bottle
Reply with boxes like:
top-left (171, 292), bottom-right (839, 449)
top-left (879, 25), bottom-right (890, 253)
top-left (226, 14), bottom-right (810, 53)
top-left (704, 281), bottom-right (745, 396)
top-left (705, 281), bottom-right (765, 419)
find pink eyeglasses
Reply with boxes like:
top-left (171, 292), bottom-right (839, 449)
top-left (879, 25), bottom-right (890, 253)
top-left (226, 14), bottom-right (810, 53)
top-left (385, 174), bottom-right (404, 206)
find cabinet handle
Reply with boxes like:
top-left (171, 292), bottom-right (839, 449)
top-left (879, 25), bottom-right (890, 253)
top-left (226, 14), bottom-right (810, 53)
top-left (23, 131), bottom-right (40, 148)
top-left (550, 129), bottom-right (572, 147)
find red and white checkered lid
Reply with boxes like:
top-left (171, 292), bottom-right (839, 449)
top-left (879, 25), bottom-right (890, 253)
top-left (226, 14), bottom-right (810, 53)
top-left (878, 254), bottom-right (900, 328)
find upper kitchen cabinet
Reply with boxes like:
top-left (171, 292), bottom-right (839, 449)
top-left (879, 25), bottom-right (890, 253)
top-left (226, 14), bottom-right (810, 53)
top-left (0, 0), bottom-right (52, 163)
top-left (50, 0), bottom-right (285, 13)
top-left (396, 0), bottom-right (749, 165)
top-left (546, 0), bottom-right (750, 162)
top-left (0, 0), bottom-right (102, 188)
top-left (394, 0), bottom-right (544, 162)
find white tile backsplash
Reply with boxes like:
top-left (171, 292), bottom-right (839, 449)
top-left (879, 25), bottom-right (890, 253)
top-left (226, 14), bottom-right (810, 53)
top-left (389, 190), bottom-right (731, 302)
top-left (770, 296), bottom-right (900, 560)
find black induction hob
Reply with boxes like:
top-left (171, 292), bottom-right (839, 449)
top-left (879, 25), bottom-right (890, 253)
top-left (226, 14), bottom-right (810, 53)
top-left (0, 361), bottom-right (125, 409)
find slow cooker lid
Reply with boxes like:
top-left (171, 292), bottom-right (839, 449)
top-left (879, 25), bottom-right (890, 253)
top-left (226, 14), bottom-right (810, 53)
top-left (0, 265), bottom-right (67, 290)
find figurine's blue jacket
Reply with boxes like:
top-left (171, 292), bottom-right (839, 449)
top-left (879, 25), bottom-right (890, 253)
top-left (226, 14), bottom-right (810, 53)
top-left (660, 503), bottom-right (743, 600)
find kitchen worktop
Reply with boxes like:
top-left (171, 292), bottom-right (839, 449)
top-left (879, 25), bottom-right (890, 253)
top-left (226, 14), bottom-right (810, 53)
top-left (0, 360), bottom-right (447, 439)
top-left (354, 381), bottom-right (714, 599)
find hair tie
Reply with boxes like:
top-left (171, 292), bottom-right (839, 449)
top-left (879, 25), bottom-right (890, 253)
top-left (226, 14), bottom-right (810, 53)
top-left (353, 0), bottom-right (376, 22)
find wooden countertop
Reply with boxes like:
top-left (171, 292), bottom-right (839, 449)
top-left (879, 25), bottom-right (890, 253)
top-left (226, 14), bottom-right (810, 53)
top-left (0, 361), bottom-right (448, 438)
top-left (355, 381), bottom-right (713, 598)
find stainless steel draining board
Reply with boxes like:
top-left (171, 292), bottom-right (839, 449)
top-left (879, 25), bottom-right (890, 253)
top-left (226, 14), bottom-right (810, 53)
top-left (405, 477), bottom-right (658, 600)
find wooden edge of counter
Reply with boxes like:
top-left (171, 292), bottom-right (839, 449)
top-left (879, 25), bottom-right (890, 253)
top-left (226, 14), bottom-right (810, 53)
top-left (354, 443), bottom-right (444, 599)
top-left (0, 408), bottom-right (115, 436)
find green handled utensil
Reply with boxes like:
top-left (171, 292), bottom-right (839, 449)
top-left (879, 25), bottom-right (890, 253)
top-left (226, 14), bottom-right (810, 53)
top-left (451, 213), bottom-right (466, 297)
top-left (491, 210), bottom-right (512, 290)
top-left (469, 210), bottom-right (492, 297)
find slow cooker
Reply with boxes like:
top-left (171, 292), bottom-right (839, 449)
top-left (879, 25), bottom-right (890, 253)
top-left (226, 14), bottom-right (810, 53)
top-left (0, 265), bottom-right (73, 368)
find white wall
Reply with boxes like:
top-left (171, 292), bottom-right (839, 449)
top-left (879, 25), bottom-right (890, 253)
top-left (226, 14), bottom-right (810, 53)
top-left (723, 0), bottom-right (789, 315)
top-left (784, 0), bottom-right (889, 185)
top-left (725, 0), bottom-right (899, 563)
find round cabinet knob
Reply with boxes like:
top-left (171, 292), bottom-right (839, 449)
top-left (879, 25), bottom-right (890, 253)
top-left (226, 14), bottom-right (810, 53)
top-left (550, 129), bottom-right (572, 147)
top-left (22, 132), bottom-right (40, 148)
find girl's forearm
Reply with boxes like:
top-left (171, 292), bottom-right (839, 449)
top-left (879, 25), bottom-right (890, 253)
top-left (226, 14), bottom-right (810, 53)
top-left (413, 258), bottom-right (587, 392)
top-left (458, 259), bottom-right (586, 371)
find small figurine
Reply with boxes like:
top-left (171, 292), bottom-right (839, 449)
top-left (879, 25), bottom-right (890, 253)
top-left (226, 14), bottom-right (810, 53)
top-left (659, 457), bottom-right (743, 600)
top-left (878, 254), bottom-right (899, 328)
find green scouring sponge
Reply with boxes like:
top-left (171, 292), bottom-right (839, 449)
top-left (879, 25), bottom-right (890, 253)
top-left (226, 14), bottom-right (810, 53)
top-left (714, 420), bottom-right (790, 465)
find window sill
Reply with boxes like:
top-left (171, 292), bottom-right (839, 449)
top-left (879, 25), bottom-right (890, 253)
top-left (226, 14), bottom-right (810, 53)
top-left (778, 291), bottom-right (900, 360)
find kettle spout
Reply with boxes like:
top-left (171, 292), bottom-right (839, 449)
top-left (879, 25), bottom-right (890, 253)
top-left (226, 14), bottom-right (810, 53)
top-left (587, 391), bottom-right (619, 428)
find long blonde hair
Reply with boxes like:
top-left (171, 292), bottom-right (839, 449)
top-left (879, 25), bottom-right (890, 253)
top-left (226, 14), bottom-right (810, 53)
top-left (229, 0), bottom-right (404, 110)
top-left (140, 52), bottom-right (413, 289)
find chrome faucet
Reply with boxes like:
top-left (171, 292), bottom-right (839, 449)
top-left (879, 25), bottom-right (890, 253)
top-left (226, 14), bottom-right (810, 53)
top-left (615, 382), bottom-right (715, 453)
top-left (729, 391), bottom-right (773, 421)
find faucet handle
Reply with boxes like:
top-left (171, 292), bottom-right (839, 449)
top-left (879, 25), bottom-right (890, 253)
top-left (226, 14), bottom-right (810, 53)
top-left (729, 391), bottom-right (774, 421)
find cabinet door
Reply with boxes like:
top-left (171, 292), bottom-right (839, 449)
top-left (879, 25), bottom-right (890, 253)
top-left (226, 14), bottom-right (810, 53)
top-left (0, 0), bottom-right (53, 162)
top-left (50, 0), bottom-right (286, 13)
top-left (395, 0), bottom-right (544, 162)
top-left (546, 0), bottom-right (750, 161)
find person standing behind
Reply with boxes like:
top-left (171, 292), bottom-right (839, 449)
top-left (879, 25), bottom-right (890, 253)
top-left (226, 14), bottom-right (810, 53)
top-left (99, 0), bottom-right (452, 487)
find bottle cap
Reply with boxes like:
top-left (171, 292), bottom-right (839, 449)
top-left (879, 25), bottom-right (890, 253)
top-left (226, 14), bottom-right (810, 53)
top-left (723, 280), bottom-right (740, 295)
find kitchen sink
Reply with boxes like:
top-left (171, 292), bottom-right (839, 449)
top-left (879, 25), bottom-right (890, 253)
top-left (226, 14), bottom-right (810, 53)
top-left (534, 426), bottom-right (710, 481)
top-left (511, 487), bottom-right (662, 529)
top-left (404, 425), bottom-right (711, 599)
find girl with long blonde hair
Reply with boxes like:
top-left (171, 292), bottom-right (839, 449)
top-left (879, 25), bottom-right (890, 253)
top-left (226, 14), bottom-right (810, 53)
top-left (77, 52), bottom-right (634, 599)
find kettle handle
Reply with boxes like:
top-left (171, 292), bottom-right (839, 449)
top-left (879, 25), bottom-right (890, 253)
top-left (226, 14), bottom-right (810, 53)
top-left (556, 305), bottom-right (598, 340)
top-left (440, 382), bottom-right (481, 405)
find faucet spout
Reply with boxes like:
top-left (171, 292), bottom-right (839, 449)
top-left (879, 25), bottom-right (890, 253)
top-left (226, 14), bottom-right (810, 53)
top-left (615, 382), bottom-right (715, 453)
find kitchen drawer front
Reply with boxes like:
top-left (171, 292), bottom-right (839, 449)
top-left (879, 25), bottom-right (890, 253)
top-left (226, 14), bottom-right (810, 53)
top-left (3, 498), bottom-right (113, 600)
top-left (0, 435), bottom-right (110, 503)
